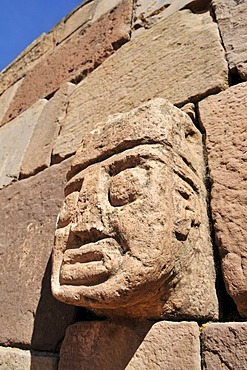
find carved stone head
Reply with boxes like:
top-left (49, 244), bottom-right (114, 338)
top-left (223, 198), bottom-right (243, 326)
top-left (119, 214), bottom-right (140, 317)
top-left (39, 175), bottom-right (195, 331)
top-left (52, 99), bottom-right (218, 319)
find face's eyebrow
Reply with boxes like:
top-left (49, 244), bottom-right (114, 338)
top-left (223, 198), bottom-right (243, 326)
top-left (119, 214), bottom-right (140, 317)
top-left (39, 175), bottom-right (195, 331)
top-left (64, 175), bottom-right (84, 197)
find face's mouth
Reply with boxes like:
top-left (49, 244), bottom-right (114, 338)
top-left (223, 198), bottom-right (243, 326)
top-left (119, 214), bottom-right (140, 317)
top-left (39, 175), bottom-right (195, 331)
top-left (59, 238), bottom-right (123, 286)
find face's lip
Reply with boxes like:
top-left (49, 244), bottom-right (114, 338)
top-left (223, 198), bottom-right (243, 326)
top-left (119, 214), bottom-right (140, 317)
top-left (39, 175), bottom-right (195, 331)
top-left (60, 237), bottom-right (123, 286)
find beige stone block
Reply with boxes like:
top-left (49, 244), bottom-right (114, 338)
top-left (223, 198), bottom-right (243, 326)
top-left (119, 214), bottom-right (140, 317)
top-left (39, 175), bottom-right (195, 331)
top-left (0, 79), bottom-right (23, 128)
top-left (213, 0), bottom-right (247, 80)
top-left (59, 320), bottom-right (201, 370)
top-left (52, 99), bottom-right (218, 320)
top-left (20, 83), bottom-right (75, 178)
top-left (2, 0), bottom-right (133, 126)
top-left (0, 99), bottom-right (47, 189)
top-left (93, 0), bottom-right (123, 22)
top-left (0, 347), bottom-right (58, 370)
top-left (53, 9), bottom-right (228, 160)
top-left (199, 82), bottom-right (247, 317)
top-left (0, 159), bottom-right (76, 350)
top-left (202, 323), bottom-right (247, 370)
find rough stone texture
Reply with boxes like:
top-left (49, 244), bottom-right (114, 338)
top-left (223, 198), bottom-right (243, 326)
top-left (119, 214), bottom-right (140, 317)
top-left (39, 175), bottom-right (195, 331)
top-left (20, 83), bottom-right (75, 178)
top-left (2, 0), bottom-right (133, 125)
top-left (0, 346), bottom-right (58, 370)
top-left (0, 79), bottom-right (23, 128)
top-left (213, 0), bottom-right (247, 81)
top-left (0, 99), bottom-right (47, 189)
top-left (199, 82), bottom-right (247, 317)
top-left (52, 99), bottom-right (218, 320)
top-left (59, 320), bottom-right (201, 370)
top-left (202, 323), bottom-right (247, 370)
top-left (0, 159), bottom-right (76, 350)
top-left (0, 32), bottom-right (55, 96)
top-left (53, 9), bottom-right (228, 160)
top-left (133, 0), bottom-right (210, 31)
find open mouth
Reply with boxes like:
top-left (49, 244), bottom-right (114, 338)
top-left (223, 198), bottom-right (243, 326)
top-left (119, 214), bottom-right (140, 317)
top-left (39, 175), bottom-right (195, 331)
top-left (59, 238), bottom-right (122, 286)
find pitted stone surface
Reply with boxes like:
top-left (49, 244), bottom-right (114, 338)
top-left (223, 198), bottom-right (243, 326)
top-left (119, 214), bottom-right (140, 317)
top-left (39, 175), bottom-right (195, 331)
top-left (20, 82), bottom-right (75, 178)
top-left (202, 323), bottom-right (247, 370)
top-left (0, 99), bottom-right (47, 189)
top-left (0, 346), bottom-right (58, 370)
top-left (199, 82), bottom-right (247, 317)
top-left (213, 0), bottom-right (247, 81)
top-left (53, 9), bottom-right (228, 159)
top-left (52, 99), bottom-right (218, 320)
top-left (2, 0), bottom-right (133, 125)
top-left (59, 320), bottom-right (200, 370)
top-left (0, 159), bottom-right (76, 350)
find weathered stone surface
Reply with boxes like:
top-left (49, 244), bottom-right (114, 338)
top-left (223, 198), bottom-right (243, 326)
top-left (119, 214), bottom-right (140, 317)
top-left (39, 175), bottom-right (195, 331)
top-left (0, 33), bottom-right (55, 96)
top-left (53, 9), bottom-right (228, 160)
top-left (2, 0), bottom-right (133, 125)
top-left (59, 320), bottom-right (201, 370)
top-left (213, 0), bottom-right (247, 80)
top-left (0, 346), bottom-right (58, 370)
top-left (0, 159), bottom-right (76, 350)
top-left (199, 82), bottom-right (247, 317)
top-left (20, 83), bottom-right (75, 178)
top-left (202, 323), bottom-right (247, 370)
top-left (0, 79), bottom-right (23, 128)
top-left (0, 99), bottom-right (47, 189)
top-left (52, 99), bottom-right (218, 320)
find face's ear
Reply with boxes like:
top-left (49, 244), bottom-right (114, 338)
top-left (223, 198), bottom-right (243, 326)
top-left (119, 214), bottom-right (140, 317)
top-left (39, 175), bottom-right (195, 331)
top-left (173, 179), bottom-right (201, 241)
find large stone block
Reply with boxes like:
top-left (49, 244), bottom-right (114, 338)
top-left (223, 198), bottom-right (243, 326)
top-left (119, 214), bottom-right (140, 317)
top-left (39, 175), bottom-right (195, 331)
top-left (52, 99), bottom-right (218, 320)
top-left (20, 82), bottom-right (75, 178)
top-left (198, 82), bottom-right (247, 317)
top-left (0, 99), bottom-right (47, 189)
top-left (0, 79), bottom-right (23, 128)
top-left (53, 9), bottom-right (228, 160)
top-left (59, 320), bottom-right (201, 370)
top-left (0, 159), bottom-right (76, 350)
top-left (0, 346), bottom-right (58, 370)
top-left (202, 323), bottom-right (247, 370)
top-left (2, 0), bottom-right (133, 125)
top-left (213, 0), bottom-right (247, 81)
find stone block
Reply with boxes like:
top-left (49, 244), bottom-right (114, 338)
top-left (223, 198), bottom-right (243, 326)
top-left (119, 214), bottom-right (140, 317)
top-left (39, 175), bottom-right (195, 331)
top-left (213, 0), bottom-right (247, 81)
top-left (0, 99), bottom-right (47, 189)
top-left (20, 83), bottom-right (75, 178)
top-left (202, 322), bottom-right (247, 370)
top-left (0, 346), bottom-right (58, 370)
top-left (59, 320), bottom-right (201, 370)
top-left (0, 159), bottom-right (76, 350)
top-left (2, 0), bottom-right (133, 125)
top-left (53, 9), bottom-right (228, 160)
top-left (0, 79), bottom-right (23, 128)
top-left (52, 99), bottom-right (218, 320)
top-left (198, 82), bottom-right (247, 317)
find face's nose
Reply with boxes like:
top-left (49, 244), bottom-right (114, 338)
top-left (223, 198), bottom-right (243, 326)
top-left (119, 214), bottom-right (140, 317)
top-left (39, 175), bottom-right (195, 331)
top-left (70, 169), bottom-right (113, 240)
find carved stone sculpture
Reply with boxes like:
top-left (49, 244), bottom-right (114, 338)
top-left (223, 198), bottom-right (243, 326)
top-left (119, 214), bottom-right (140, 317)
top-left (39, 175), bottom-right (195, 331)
top-left (52, 99), bottom-right (218, 319)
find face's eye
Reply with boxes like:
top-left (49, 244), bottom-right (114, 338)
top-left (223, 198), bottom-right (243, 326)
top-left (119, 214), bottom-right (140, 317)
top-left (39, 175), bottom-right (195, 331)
top-left (109, 167), bottom-right (147, 207)
top-left (57, 192), bottom-right (79, 228)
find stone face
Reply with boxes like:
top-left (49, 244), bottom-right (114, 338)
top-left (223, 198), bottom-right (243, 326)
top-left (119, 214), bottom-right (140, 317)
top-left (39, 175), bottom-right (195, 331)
top-left (0, 347), bottom-right (58, 370)
top-left (53, 9), bottom-right (228, 159)
top-left (0, 79), bottom-right (23, 128)
top-left (59, 320), bottom-right (201, 370)
top-left (202, 323), bottom-right (247, 370)
top-left (20, 83), bottom-right (75, 178)
top-left (199, 82), bottom-right (247, 317)
top-left (52, 99), bottom-right (218, 320)
top-left (0, 159), bottom-right (76, 350)
top-left (0, 99), bottom-right (47, 189)
top-left (2, 0), bottom-right (133, 125)
top-left (213, 0), bottom-right (247, 80)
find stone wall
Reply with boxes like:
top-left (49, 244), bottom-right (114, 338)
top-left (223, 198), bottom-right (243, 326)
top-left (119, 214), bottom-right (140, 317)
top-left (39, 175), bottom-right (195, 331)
top-left (0, 0), bottom-right (246, 369)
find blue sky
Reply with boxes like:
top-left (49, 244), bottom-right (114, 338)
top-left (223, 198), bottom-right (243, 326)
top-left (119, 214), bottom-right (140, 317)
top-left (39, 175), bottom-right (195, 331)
top-left (0, 0), bottom-right (84, 71)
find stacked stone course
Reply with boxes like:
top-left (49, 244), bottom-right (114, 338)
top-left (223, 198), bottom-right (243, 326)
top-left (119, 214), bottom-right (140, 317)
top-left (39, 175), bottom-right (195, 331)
top-left (0, 0), bottom-right (246, 369)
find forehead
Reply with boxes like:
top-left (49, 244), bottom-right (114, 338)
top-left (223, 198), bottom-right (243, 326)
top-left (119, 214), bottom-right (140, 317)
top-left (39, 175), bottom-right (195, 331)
top-left (65, 145), bottom-right (171, 195)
